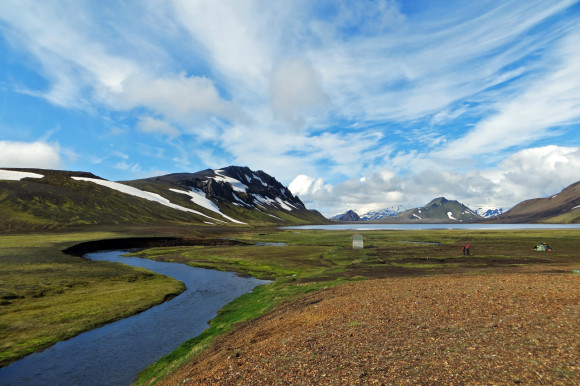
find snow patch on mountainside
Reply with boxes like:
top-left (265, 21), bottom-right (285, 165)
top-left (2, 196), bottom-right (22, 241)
top-left (447, 211), bottom-right (456, 220)
top-left (170, 188), bottom-right (246, 224)
top-left (213, 169), bottom-right (248, 192)
top-left (247, 173), bottom-right (267, 187)
top-left (276, 197), bottom-right (297, 211)
top-left (250, 194), bottom-right (297, 211)
top-left (253, 195), bottom-right (275, 207)
top-left (232, 193), bottom-right (250, 206)
top-left (72, 177), bottom-right (224, 223)
top-left (0, 169), bottom-right (44, 181)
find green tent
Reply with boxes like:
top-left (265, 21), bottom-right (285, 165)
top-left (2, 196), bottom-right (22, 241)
top-left (533, 242), bottom-right (553, 252)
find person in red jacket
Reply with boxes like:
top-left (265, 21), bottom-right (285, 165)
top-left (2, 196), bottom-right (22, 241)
top-left (466, 244), bottom-right (470, 255)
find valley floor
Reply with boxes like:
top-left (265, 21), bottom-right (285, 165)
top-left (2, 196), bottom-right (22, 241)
top-left (162, 266), bottom-right (579, 384)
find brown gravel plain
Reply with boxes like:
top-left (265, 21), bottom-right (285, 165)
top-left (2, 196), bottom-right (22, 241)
top-left (163, 267), bottom-right (579, 385)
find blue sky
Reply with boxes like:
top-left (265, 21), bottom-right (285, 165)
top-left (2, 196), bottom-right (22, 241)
top-left (1, 0), bottom-right (580, 216)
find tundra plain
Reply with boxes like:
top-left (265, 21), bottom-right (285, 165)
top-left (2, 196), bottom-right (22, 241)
top-left (1, 226), bottom-right (579, 384)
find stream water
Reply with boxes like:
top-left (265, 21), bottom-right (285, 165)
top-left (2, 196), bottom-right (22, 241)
top-left (0, 251), bottom-right (269, 386)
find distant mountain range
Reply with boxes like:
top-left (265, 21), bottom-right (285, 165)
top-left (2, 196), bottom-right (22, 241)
top-left (333, 198), bottom-right (483, 222)
top-left (331, 206), bottom-right (404, 221)
top-left (0, 166), bottom-right (326, 232)
top-left (331, 181), bottom-right (580, 224)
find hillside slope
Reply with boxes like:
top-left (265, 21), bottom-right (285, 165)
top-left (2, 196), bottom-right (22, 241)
top-left (487, 181), bottom-right (580, 223)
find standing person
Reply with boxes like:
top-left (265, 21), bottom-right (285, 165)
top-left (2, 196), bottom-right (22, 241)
top-left (462, 245), bottom-right (466, 255)
top-left (466, 244), bottom-right (470, 255)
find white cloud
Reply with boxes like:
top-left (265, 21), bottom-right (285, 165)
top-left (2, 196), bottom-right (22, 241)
top-left (0, 141), bottom-right (61, 168)
top-left (104, 73), bottom-right (244, 123)
top-left (490, 146), bottom-right (580, 204)
top-left (270, 59), bottom-right (329, 128)
top-left (0, 1), bottom-right (136, 107)
top-left (170, 0), bottom-right (288, 98)
top-left (437, 28), bottom-right (580, 159)
top-left (289, 174), bottom-right (332, 196)
top-left (312, 0), bottom-right (578, 123)
top-left (137, 116), bottom-right (180, 138)
top-left (296, 145), bottom-right (580, 216)
top-left (0, 2), bottom-right (242, 126)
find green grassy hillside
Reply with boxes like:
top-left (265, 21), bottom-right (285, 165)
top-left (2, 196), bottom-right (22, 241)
top-left (0, 168), bottom-right (327, 232)
top-left (0, 170), bottom-right (209, 232)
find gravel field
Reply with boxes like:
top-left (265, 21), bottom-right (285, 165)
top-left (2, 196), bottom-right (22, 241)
top-left (163, 266), bottom-right (579, 385)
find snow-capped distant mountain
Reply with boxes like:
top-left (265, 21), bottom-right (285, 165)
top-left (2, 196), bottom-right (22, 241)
top-left (356, 207), bottom-right (403, 220)
top-left (331, 205), bottom-right (408, 221)
top-left (473, 207), bottom-right (507, 218)
top-left (397, 197), bottom-right (483, 221)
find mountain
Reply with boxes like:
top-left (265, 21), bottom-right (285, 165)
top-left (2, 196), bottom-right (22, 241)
top-left (397, 197), bottom-right (483, 222)
top-left (473, 207), bottom-right (507, 218)
top-left (0, 166), bottom-right (327, 232)
top-left (486, 181), bottom-right (580, 223)
top-left (331, 210), bottom-right (361, 222)
top-left (331, 205), bottom-right (407, 221)
top-left (357, 205), bottom-right (408, 220)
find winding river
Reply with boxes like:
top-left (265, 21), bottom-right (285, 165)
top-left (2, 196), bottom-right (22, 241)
top-left (0, 250), bottom-right (269, 386)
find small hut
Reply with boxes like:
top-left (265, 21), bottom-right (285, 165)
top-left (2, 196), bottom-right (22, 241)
top-left (352, 233), bottom-right (364, 249)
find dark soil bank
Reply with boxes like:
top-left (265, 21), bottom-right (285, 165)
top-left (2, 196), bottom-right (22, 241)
top-left (63, 236), bottom-right (249, 256)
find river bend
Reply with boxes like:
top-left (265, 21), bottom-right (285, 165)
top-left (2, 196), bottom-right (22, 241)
top-left (0, 250), bottom-right (269, 385)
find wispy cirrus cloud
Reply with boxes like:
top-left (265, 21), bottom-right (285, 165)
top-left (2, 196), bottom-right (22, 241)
top-left (437, 28), bottom-right (580, 160)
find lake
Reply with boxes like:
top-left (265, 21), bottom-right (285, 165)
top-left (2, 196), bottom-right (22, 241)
top-left (283, 223), bottom-right (580, 231)
top-left (0, 251), bottom-right (269, 386)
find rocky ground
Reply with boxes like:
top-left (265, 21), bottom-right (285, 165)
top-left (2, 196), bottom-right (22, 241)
top-left (162, 266), bottom-right (579, 385)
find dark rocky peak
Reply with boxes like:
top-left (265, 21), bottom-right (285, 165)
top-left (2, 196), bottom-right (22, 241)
top-left (426, 197), bottom-right (449, 206)
top-left (335, 210), bottom-right (361, 222)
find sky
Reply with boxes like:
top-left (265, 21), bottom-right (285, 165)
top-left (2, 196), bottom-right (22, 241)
top-left (1, 0), bottom-right (580, 217)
